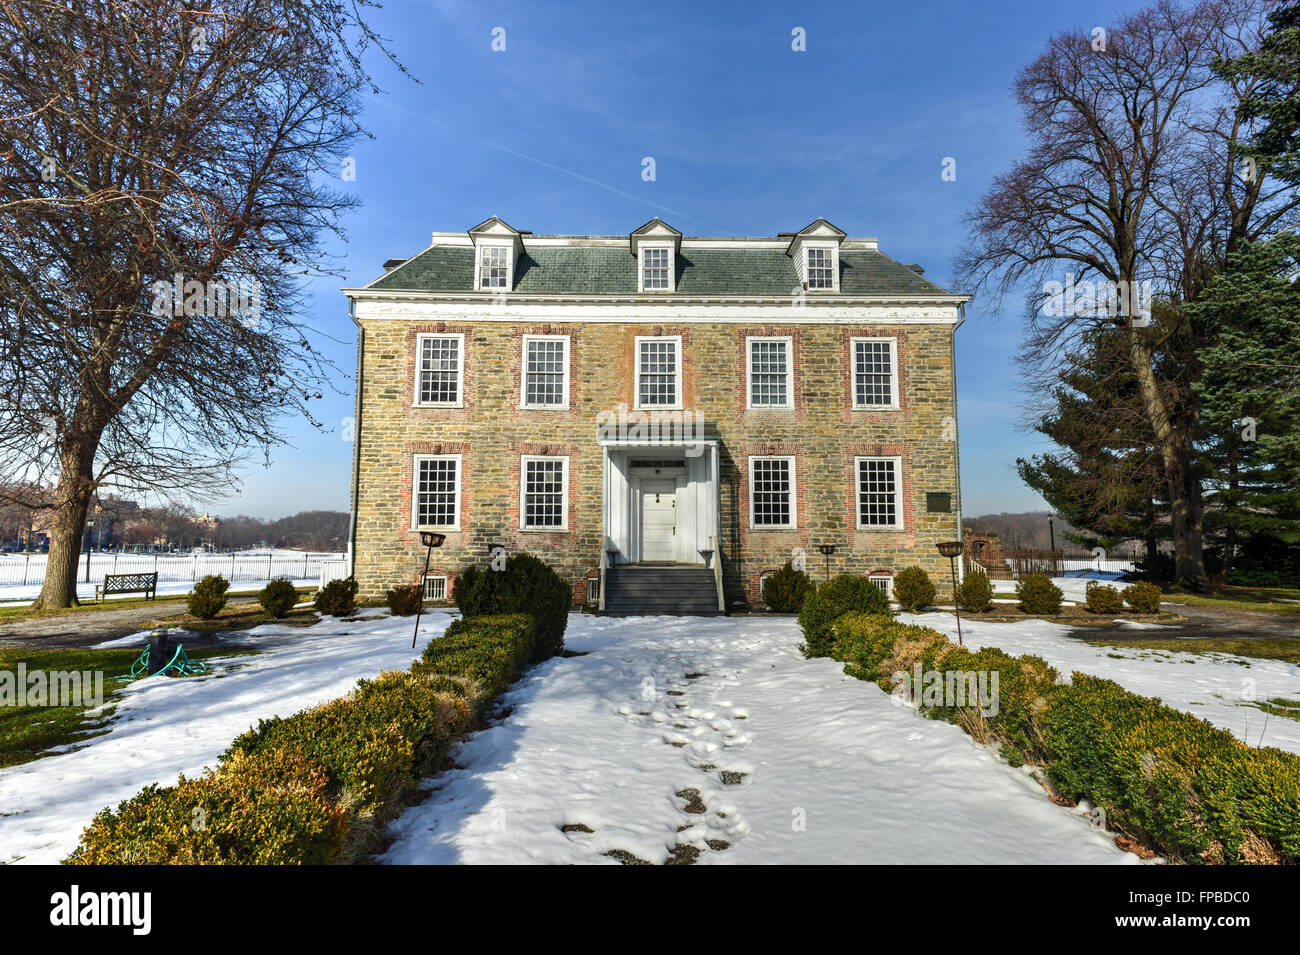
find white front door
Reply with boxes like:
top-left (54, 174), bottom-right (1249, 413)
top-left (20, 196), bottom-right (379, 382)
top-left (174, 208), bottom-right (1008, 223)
top-left (640, 480), bottom-right (676, 562)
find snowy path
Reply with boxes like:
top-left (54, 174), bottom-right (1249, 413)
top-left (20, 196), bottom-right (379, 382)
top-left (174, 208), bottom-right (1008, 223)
top-left (382, 616), bottom-right (1130, 865)
top-left (0, 611), bottom-right (452, 865)
top-left (909, 613), bottom-right (1300, 755)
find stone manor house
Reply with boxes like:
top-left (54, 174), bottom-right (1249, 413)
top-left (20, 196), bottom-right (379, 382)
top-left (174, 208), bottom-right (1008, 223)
top-left (343, 217), bottom-right (967, 613)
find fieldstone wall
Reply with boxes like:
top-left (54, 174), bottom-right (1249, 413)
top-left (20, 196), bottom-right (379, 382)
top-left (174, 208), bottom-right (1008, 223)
top-left (353, 319), bottom-right (960, 606)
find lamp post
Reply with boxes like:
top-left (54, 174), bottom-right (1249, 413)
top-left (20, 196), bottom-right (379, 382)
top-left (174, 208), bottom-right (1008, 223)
top-left (1047, 515), bottom-right (1056, 553)
top-left (937, 540), bottom-right (964, 646)
top-left (817, 543), bottom-right (836, 582)
top-left (84, 519), bottom-right (94, 584)
top-left (411, 531), bottom-right (446, 649)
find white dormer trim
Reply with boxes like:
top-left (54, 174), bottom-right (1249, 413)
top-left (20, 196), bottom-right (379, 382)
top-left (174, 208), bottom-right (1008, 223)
top-left (468, 216), bottom-right (524, 292)
top-left (786, 218), bottom-right (846, 292)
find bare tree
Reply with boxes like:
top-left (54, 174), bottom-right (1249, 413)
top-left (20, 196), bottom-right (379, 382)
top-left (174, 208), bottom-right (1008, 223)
top-left (0, 1), bottom-right (403, 606)
top-left (956, 0), bottom-right (1299, 589)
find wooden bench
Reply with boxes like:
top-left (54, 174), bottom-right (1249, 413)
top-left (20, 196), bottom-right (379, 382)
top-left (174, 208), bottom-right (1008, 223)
top-left (95, 572), bottom-right (159, 603)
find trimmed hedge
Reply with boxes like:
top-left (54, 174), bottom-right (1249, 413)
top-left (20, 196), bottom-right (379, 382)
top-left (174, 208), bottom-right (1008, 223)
top-left (797, 574), bottom-right (893, 658)
top-left (813, 612), bottom-right (1300, 863)
top-left (69, 613), bottom-right (537, 865)
top-left (454, 553), bottom-right (569, 661)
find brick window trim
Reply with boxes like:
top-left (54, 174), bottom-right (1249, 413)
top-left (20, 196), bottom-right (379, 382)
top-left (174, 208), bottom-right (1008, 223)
top-left (506, 442), bottom-right (583, 542)
top-left (628, 325), bottom-right (693, 411)
top-left (512, 325), bottom-right (583, 416)
top-left (735, 442), bottom-right (808, 536)
top-left (843, 444), bottom-right (915, 537)
top-left (405, 323), bottom-right (475, 417)
top-left (734, 326), bottom-right (805, 419)
top-left (840, 327), bottom-right (910, 420)
top-left (401, 441), bottom-right (471, 546)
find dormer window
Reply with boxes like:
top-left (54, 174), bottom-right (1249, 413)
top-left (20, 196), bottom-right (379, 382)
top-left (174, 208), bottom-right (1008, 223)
top-left (477, 244), bottom-right (511, 290)
top-left (640, 246), bottom-right (673, 291)
top-left (806, 247), bottom-right (836, 289)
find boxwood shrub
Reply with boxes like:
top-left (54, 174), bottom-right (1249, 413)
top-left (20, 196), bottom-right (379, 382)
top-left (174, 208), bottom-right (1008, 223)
top-left (188, 574), bottom-right (230, 620)
top-left (1084, 581), bottom-right (1124, 614)
top-left (1016, 573), bottom-right (1063, 615)
top-left (893, 566), bottom-right (936, 613)
top-left (258, 577), bottom-right (299, 618)
top-left (761, 562), bottom-right (814, 612)
top-left (1122, 581), bottom-right (1164, 614)
top-left (454, 553), bottom-right (569, 661)
top-left (958, 568), bottom-right (994, 612)
top-left (315, 576), bottom-right (358, 617)
top-left (797, 575), bottom-right (892, 658)
top-left (385, 583), bottom-right (422, 616)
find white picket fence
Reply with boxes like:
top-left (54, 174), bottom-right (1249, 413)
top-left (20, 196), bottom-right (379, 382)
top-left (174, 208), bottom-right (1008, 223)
top-left (0, 551), bottom-right (344, 589)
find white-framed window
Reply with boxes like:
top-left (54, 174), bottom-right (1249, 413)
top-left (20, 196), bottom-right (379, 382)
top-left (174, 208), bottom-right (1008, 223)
top-left (805, 246), bottom-right (837, 290)
top-left (423, 575), bottom-right (448, 601)
top-left (634, 335), bottom-right (682, 409)
top-left (749, 455), bottom-right (796, 529)
top-left (746, 336), bottom-right (794, 408)
top-left (855, 456), bottom-right (903, 530)
top-left (521, 334), bottom-right (569, 409)
top-left (586, 577), bottom-right (600, 604)
top-left (520, 455), bottom-right (569, 530)
top-left (412, 454), bottom-right (461, 530)
top-left (415, 333), bottom-right (464, 407)
top-left (477, 243), bottom-right (512, 290)
top-left (869, 574), bottom-right (894, 599)
top-left (851, 337), bottom-right (898, 409)
top-left (639, 245), bottom-right (674, 292)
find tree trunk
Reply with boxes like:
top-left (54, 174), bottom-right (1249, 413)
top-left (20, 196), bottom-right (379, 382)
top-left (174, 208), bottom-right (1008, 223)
top-left (29, 440), bottom-right (98, 609)
top-left (1127, 336), bottom-right (1210, 591)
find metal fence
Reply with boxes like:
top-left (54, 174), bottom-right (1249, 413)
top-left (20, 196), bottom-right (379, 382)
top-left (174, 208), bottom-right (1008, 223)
top-left (0, 551), bottom-right (344, 588)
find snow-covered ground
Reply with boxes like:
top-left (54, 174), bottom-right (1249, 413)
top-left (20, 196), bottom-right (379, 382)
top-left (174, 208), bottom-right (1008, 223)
top-left (381, 615), bottom-right (1130, 865)
top-left (0, 610), bottom-right (452, 865)
top-left (909, 612), bottom-right (1300, 755)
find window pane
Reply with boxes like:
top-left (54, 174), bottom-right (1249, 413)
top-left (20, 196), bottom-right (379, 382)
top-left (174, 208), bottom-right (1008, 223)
top-left (638, 339), bottom-right (677, 405)
top-left (854, 340), bottom-right (893, 406)
top-left (807, 248), bottom-right (834, 288)
top-left (858, 459), bottom-right (898, 527)
top-left (525, 338), bottom-right (566, 406)
top-left (524, 458), bottom-right (565, 528)
top-left (643, 247), bottom-right (671, 289)
top-left (750, 339), bottom-right (789, 406)
top-left (416, 458), bottom-right (457, 527)
top-left (419, 337), bottom-right (460, 404)
top-left (752, 458), bottom-right (792, 526)
top-left (480, 246), bottom-right (509, 288)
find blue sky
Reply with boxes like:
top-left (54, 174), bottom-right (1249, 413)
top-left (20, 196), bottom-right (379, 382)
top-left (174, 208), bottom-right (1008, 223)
top-left (211, 0), bottom-right (1139, 519)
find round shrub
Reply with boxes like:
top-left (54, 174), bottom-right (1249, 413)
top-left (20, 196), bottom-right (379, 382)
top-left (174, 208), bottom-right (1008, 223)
top-left (258, 577), bottom-right (299, 618)
top-left (315, 576), bottom-right (358, 617)
top-left (797, 574), bottom-right (892, 658)
top-left (1084, 581), bottom-right (1123, 614)
top-left (453, 552), bottom-right (569, 662)
top-left (958, 568), bottom-right (994, 612)
top-left (761, 562), bottom-right (815, 612)
top-left (384, 583), bottom-right (422, 616)
top-left (1015, 573), bottom-right (1063, 615)
top-left (894, 566), bottom-right (936, 613)
top-left (1122, 581), bottom-right (1164, 614)
top-left (188, 574), bottom-right (230, 620)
